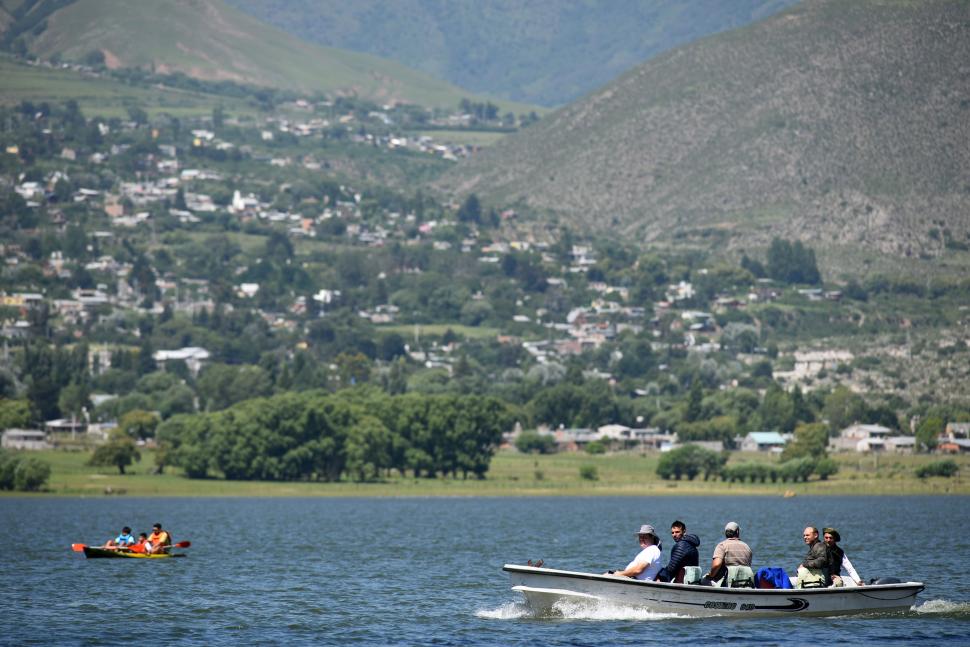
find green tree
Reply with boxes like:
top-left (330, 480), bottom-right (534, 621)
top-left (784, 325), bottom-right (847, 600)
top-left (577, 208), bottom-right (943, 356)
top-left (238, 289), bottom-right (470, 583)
top-left (89, 432), bottom-right (141, 474)
top-left (684, 381), bottom-right (703, 423)
top-left (58, 381), bottom-right (91, 424)
top-left (0, 399), bottom-right (33, 430)
top-left (119, 409), bottom-right (160, 440)
top-left (758, 383), bottom-right (795, 432)
top-left (457, 193), bottom-right (481, 223)
top-left (915, 416), bottom-right (944, 452)
top-left (822, 387), bottom-right (868, 433)
top-left (781, 422), bottom-right (829, 460)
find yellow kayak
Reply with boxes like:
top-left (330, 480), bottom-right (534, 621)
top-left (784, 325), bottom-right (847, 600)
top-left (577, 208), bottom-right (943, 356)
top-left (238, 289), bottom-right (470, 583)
top-left (81, 546), bottom-right (185, 559)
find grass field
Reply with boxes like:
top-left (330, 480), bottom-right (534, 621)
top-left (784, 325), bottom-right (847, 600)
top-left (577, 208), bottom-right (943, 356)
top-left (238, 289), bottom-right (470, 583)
top-left (6, 448), bottom-right (968, 498)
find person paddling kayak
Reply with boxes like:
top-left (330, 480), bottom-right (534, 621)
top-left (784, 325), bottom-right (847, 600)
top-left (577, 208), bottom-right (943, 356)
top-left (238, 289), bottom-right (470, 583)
top-left (103, 526), bottom-right (135, 550)
top-left (148, 523), bottom-right (172, 554)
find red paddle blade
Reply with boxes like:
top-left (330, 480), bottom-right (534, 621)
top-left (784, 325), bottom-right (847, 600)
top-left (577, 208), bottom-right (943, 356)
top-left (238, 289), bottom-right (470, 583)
top-left (71, 543), bottom-right (87, 552)
top-left (173, 541), bottom-right (191, 548)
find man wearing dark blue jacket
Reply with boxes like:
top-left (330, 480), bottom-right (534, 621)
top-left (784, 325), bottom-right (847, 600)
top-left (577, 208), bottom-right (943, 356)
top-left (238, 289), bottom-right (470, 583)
top-left (657, 520), bottom-right (700, 583)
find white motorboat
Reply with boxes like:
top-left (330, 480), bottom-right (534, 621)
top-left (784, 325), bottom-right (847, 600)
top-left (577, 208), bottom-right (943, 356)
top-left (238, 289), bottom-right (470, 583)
top-left (505, 564), bottom-right (924, 618)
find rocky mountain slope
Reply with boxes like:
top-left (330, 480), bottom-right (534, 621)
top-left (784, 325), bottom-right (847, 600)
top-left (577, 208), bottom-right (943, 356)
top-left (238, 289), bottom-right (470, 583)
top-left (439, 0), bottom-right (970, 258)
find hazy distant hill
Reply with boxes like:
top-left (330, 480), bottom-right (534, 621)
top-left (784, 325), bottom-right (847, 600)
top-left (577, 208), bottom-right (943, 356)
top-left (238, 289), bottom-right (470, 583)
top-left (227, 0), bottom-right (797, 106)
top-left (5, 0), bottom-right (524, 110)
top-left (440, 0), bottom-right (970, 258)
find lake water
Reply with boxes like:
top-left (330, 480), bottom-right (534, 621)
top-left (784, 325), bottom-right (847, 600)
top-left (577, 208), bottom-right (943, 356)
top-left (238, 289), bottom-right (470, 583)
top-left (2, 496), bottom-right (968, 645)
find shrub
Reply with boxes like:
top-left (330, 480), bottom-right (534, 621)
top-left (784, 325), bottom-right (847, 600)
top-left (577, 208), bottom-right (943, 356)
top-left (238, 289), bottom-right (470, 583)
top-left (0, 452), bottom-right (51, 491)
top-left (14, 457), bottom-right (51, 491)
top-left (657, 444), bottom-right (725, 481)
top-left (585, 440), bottom-right (606, 455)
top-left (915, 460), bottom-right (959, 479)
top-left (579, 465), bottom-right (598, 481)
top-left (814, 457), bottom-right (839, 480)
top-left (515, 430), bottom-right (557, 454)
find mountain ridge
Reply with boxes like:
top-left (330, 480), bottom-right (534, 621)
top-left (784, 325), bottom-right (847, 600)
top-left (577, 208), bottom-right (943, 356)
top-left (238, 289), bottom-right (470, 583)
top-left (438, 0), bottom-right (970, 258)
top-left (9, 0), bottom-right (535, 111)
top-left (226, 0), bottom-right (799, 106)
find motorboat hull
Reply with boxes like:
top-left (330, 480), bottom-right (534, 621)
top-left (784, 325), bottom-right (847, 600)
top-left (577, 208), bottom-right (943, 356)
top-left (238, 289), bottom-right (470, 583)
top-left (504, 564), bottom-right (923, 618)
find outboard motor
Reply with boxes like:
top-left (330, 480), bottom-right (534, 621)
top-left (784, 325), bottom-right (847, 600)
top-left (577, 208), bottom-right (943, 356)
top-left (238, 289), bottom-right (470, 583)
top-left (869, 577), bottom-right (901, 585)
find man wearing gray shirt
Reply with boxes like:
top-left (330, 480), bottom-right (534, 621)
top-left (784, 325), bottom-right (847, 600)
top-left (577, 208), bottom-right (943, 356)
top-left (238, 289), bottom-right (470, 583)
top-left (702, 521), bottom-right (752, 584)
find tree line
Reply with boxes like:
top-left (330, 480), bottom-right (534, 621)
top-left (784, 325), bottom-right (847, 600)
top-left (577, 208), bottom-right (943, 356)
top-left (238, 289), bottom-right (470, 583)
top-left (156, 390), bottom-right (513, 482)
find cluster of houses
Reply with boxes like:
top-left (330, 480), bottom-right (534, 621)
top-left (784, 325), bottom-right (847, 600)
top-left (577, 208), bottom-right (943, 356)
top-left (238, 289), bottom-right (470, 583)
top-left (497, 421), bottom-right (970, 456)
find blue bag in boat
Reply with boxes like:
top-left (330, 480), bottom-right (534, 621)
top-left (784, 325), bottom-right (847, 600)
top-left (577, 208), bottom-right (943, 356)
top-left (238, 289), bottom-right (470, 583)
top-left (755, 567), bottom-right (793, 589)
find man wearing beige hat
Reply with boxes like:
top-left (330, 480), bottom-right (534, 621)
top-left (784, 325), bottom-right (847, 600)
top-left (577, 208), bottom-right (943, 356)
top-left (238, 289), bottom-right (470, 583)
top-left (606, 524), bottom-right (663, 581)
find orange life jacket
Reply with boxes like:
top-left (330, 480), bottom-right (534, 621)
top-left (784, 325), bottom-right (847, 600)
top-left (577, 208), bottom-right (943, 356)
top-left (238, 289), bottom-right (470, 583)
top-left (149, 530), bottom-right (171, 547)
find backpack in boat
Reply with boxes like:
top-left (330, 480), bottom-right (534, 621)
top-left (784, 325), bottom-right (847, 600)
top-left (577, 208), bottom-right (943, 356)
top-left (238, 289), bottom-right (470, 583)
top-left (755, 567), bottom-right (793, 589)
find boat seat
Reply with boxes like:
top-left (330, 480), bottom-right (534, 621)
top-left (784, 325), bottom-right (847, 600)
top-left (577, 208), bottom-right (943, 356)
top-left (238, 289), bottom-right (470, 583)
top-left (682, 566), bottom-right (702, 585)
top-left (727, 565), bottom-right (755, 588)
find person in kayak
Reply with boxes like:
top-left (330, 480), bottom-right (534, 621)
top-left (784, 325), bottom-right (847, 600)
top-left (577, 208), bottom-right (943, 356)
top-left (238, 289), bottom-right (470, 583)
top-left (795, 526), bottom-right (827, 588)
top-left (656, 520), bottom-right (700, 583)
top-left (130, 532), bottom-right (151, 553)
top-left (103, 526), bottom-right (135, 550)
top-left (701, 521), bottom-right (752, 585)
top-left (607, 524), bottom-right (663, 581)
top-left (822, 527), bottom-right (864, 587)
top-left (148, 523), bottom-right (172, 554)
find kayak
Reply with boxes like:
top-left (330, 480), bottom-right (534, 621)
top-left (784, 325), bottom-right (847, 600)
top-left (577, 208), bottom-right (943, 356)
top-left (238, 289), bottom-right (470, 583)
top-left (82, 546), bottom-right (185, 559)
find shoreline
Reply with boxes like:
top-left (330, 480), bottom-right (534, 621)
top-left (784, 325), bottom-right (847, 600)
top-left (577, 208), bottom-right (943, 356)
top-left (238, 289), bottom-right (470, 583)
top-left (4, 449), bottom-right (967, 498)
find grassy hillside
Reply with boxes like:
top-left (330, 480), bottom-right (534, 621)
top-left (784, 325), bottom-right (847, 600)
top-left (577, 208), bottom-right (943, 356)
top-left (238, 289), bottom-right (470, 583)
top-left (227, 0), bottom-right (798, 106)
top-left (439, 0), bottom-right (970, 265)
top-left (0, 54), bottom-right (256, 117)
top-left (16, 0), bottom-right (535, 112)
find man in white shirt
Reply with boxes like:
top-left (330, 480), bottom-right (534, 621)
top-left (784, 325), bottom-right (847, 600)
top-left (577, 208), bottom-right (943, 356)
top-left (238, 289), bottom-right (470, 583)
top-left (607, 524), bottom-right (662, 581)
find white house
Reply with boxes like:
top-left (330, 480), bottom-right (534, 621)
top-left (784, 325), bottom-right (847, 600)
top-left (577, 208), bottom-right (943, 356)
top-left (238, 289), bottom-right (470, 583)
top-left (830, 424), bottom-right (892, 452)
top-left (740, 431), bottom-right (787, 452)
top-left (153, 347), bottom-right (211, 376)
top-left (1, 429), bottom-right (51, 450)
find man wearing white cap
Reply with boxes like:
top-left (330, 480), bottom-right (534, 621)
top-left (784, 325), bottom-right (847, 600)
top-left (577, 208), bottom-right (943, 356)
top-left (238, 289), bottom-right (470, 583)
top-left (606, 524), bottom-right (663, 581)
top-left (702, 521), bottom-right (752, 585)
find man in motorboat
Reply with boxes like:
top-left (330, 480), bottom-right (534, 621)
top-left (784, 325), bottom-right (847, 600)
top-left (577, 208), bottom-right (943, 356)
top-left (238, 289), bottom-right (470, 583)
top-left (656, 520), bottom-right (700, 583)
top-left (606, 524), bottom-right (663, 581)
top-left (796, 526), bottom-right (828, 588)
top-left (701, 521), bottom-right (752, 585)
top-left (823, 527), bottom-right (864, 587)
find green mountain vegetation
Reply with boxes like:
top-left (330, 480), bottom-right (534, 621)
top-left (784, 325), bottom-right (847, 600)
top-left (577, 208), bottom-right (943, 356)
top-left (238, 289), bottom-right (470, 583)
top-left (227, 0), bottom-right (798, 106)
top-left (2, 0), bottom-right (535, 111)
top-left (439, 0), bottom-right (970, 271)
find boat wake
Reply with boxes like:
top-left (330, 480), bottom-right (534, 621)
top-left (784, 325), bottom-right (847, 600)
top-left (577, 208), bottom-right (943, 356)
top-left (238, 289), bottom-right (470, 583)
top-left (912, 599), bottom-right (970, 618)
top-left (475, 602), bottom-right (533, 620)
top-left (476, 599), bottom-right (686, 622)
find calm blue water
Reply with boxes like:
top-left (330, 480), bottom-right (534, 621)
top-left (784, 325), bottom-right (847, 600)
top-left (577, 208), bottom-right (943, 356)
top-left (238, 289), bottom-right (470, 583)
top-left (1, 496), bottom-right (968, 645)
